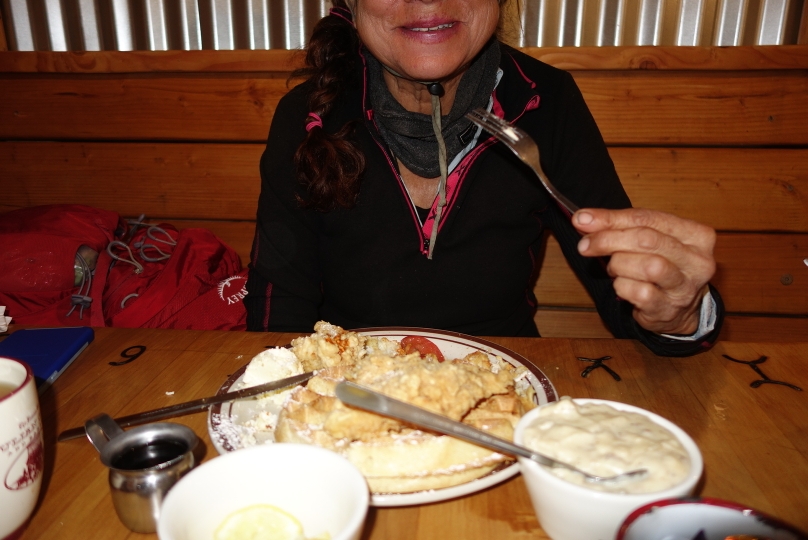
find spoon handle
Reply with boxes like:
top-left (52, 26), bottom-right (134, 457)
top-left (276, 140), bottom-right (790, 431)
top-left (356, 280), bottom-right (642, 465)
top-left (336, 381), bottom-right (648, 484)
top-left (335, 381), bottom-right (555, 467)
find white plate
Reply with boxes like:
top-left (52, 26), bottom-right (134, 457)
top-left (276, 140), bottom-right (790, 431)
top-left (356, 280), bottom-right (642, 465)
top-left (207, 327), bottom-right (557, 507)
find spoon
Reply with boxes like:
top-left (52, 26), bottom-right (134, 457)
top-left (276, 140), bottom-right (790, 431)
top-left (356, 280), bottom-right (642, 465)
top-left (335, 381), bottom-right (647, 484)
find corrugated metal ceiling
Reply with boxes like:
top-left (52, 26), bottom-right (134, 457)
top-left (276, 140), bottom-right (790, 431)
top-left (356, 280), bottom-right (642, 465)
top-left (1, 0), bottom-right (804, 51)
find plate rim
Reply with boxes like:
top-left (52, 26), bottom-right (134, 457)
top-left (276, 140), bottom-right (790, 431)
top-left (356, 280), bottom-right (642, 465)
top-left (616, 496), bottom-right (808, 540)
top-left (207, 327), bottom-right (558, 507)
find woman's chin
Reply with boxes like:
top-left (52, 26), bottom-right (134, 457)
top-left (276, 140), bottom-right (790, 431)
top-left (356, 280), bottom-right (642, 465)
top-left (387, 31), bottom-right (484, 80)
top-left (390, 53), bottom-right (470, 84)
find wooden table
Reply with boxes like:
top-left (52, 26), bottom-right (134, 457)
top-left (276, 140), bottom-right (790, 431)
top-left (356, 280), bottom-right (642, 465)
top-left (11, 326), bottom-right (808, 539)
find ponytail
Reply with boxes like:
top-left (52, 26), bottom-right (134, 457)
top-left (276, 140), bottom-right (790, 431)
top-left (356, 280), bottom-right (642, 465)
top-left (292, 3), bottom-right (366, 212)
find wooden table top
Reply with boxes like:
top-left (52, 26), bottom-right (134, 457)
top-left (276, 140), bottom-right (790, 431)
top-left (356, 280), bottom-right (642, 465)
top-left (10, 326), bottom-right (808, 539)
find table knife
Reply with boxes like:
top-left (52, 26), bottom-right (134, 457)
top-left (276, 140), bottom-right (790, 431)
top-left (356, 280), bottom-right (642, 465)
top-left (57, 370), bottom-right (314, 442)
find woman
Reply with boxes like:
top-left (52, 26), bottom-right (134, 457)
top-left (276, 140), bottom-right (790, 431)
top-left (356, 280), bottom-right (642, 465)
top-left (245, 0), bottom-right (723, 356)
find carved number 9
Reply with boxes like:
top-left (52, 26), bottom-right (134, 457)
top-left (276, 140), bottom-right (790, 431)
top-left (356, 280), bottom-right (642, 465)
top-left (110, 345), bottom-right (146, 366)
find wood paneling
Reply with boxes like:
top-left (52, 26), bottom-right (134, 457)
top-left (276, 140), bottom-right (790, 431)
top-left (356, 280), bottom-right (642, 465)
top-left (533, 308), bottom-right (808, 342)
top-left (2, 71), bottom-right (806, 146)
top-left (0, 10), bottom-right (7, 52)
top-left (612, 147), bottom-right (808, 233)
top-left (0, 49), bottom-right (305, 73)
top-left (4, 143), bottom-right (807, 232)
top-left (719, 314), bottom-right (808, 342)
top-left (711, 233), bottom-right (808, 314)
top-left (2, 46), bottom-right (807, 340)
top-left (0, 142), bottom-right (263, 220)
top-left (4, 142), bottom-right (806, 318)
top-left (173, 219), bottom-right (255, 266)
top-left (0, 76), bottom-right (289, 141)
top-left (525, 45), bottom-right (808, 71)
top-left (574, 70), bottom-right (808, 146)
top-left (534, 233), bottom-right (808, 315)
top-left (159, 219), bottom-right (808, 318)
top-left (534, 309), bottom-right (613, 338)
top-left (2, 47), bottom-right (808, 73)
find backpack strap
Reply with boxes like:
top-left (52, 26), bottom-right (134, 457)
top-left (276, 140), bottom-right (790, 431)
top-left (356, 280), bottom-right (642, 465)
top-left (87, 247), bottom-right (114, 327)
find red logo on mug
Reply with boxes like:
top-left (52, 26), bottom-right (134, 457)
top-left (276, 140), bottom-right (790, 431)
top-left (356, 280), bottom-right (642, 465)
top-left (3, 418), bottom-right (44, 491)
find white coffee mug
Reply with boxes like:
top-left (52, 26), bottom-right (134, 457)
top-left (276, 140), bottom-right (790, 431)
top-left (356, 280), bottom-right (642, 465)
top-left (0, 357), bottom-right (45, 539)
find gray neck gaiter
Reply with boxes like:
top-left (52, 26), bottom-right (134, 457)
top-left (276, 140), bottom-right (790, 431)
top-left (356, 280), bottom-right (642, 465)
top-left (367, 39), bottom-right (501, 179)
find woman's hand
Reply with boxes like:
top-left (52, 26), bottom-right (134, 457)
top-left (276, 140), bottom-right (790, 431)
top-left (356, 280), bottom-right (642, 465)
top-left (573, 208), bottom-right (716, 335)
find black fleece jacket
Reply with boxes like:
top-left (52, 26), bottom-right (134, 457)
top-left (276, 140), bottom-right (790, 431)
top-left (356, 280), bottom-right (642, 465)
top-left (245, 43), bottom-right (724, 356)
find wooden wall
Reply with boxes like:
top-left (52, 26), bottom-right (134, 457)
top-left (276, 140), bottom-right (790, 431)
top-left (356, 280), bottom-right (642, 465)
top-left (1, 46), bottom-right (807, 342)
top-left (0, 11), bottom-right (7, 51)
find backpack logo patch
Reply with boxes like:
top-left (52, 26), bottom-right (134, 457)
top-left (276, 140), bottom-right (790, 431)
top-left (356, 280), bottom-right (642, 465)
top-left (218, 275), bottom-right (248, 305)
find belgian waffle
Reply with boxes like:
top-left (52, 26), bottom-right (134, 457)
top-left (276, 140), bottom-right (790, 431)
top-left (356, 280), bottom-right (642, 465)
top-left (274, 322), bottom-right (536, 493)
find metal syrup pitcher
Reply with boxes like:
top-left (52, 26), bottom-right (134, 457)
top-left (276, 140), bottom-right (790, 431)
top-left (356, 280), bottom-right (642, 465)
top-left (85, 413), bottom-right (198, 533)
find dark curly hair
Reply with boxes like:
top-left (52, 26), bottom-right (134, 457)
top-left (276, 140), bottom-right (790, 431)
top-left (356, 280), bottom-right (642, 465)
top-left (291, 1), bottom-right (365, 212)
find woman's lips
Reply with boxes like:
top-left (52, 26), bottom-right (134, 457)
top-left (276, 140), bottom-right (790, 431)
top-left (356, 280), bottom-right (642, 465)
top-left (399, 19), bottom-right (459, 42)
top-left (407, 22), bottom-right (456, 32)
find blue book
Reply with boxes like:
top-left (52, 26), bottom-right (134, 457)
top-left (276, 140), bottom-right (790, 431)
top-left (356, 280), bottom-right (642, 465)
top-left (0, 327), bottom-right (94, 394)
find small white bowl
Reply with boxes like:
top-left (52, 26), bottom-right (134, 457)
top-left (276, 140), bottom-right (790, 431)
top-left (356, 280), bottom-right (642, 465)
top-left (513, 398), bottom-right (703, 540)
top-left (617, 497), bottom-right (808, 540)
top-left (157, 443), bottom-right (369, 540)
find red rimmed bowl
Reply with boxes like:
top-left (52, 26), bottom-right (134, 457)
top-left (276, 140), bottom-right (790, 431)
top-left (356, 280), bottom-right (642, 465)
top-left (617, 497), bottom-right (808, 540)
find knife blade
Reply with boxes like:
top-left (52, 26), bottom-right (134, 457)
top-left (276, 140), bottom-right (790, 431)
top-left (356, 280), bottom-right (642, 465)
top-left (57, 370), bottom-right (315, 442)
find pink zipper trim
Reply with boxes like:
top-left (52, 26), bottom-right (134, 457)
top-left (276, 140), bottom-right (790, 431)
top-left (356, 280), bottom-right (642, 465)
top-left (361, 49), bottom-right (543, 256)
top-left (509, 52), bottom-right (538, 89)
top-left (419, 138), bottom-right (497, 254)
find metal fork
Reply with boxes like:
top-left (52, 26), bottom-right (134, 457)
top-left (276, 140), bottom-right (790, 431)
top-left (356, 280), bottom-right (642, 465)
top-left (466, 108), bottom-right (579, 215)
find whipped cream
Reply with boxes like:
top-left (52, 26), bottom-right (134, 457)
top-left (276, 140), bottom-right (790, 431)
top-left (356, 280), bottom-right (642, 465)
top-left (240, 347), bottom-right (303, 393)
top-left (237, 347), bottom-right (304, 439)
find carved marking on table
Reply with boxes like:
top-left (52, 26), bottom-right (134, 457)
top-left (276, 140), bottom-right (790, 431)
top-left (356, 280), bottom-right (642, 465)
top-left (109, 345), bottom-right (147, 366)
top-left (722, 354), bottom-right (802, 391)
top-left (713, 402), bottom-right (727, 421)
top-left (578, 356), bottom-right (621, 381)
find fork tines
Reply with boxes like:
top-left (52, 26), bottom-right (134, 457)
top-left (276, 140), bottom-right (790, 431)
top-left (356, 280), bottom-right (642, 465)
top-left (466, 108), bottom-right (522, 143)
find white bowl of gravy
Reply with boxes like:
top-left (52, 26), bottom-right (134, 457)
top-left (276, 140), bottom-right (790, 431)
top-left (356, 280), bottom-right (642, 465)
top-left (514, 397), bottom-right (703, 540)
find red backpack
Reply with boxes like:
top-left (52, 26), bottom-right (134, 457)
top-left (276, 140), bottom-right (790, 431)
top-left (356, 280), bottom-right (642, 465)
top-left (98, 222), bottom-right (247, 330)
top-left (0, 205), bottom-right (247, 331)
top-left (0, 205), bottom-right (122, 326)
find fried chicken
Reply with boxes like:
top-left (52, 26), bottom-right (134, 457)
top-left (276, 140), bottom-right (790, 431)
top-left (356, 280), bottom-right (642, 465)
top-left (273, 321), bottom-right (537, 493)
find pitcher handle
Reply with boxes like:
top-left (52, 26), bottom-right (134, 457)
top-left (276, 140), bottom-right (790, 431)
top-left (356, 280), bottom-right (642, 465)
top-left (84, 413), bottom-right (124, 454)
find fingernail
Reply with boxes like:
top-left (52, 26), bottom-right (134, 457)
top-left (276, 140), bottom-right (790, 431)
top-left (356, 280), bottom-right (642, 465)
top-left (576, 211), bottom-right (593, 225)
top-left (578, 238), bottom-right (590, 253)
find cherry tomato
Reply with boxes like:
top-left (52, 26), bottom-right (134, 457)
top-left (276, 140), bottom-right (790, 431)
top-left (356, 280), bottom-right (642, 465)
top-left (401, 336), bottom-right (445, 363)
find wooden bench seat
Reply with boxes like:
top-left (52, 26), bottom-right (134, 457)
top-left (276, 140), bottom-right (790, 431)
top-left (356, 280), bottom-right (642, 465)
top-left (2, 46), bottom-right (807, 342)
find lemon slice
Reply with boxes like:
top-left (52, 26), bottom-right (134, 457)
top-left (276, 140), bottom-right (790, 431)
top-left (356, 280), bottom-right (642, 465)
top-left (214, 504), bottom-right (305, 540)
